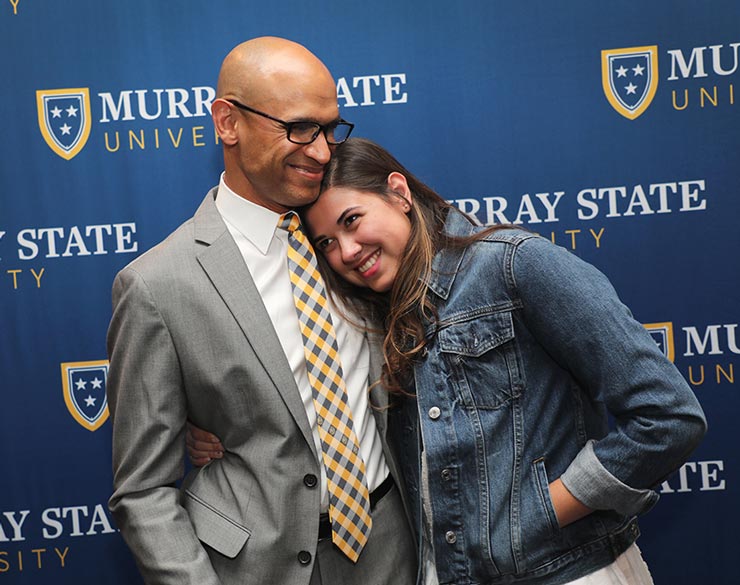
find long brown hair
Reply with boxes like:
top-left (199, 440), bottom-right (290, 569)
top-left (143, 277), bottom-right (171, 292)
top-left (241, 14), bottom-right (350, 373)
top-left (311, 138), bottom-right (502, 393)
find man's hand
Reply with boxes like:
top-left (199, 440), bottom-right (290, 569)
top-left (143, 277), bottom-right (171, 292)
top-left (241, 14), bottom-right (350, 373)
top-left (186, 422), bottom-right (224, 467)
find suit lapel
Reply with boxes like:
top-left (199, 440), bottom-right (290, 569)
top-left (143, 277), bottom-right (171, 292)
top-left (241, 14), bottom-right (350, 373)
top-left (192, 189), bottom-right (317, 456)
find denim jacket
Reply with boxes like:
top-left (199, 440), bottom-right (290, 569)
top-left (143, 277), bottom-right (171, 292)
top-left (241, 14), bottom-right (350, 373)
top-left (389, 210), bottom-right (706, 585)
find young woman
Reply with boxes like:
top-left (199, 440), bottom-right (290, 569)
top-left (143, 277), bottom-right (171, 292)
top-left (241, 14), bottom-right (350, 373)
top-left (189, 138), bottom-right (706, 585)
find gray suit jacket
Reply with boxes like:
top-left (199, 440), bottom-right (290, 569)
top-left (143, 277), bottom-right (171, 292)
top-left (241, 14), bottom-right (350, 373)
top-left (107, 188), bottom-right (405, 585)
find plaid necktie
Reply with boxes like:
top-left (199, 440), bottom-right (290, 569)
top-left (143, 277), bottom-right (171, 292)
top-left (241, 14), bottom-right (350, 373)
top-left (278, 212), bottom-right (372, 562)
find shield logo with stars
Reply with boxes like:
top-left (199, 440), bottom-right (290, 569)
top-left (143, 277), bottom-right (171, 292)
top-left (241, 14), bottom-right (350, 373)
top-left (601, 46), bottom-right (658, 120)
top-left (61, 360), bottom-right (109, 431)
top-left (643, 322), bottom-right (675, 363)
top-left (36, 88), bottom-right (92, 160)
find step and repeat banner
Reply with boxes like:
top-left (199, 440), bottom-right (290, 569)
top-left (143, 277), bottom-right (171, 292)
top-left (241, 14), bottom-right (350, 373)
top-left (1, 1), bottom-right (737, 583)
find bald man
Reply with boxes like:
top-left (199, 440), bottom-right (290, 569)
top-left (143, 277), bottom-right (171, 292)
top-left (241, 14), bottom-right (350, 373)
top-left (106, 37), bottom-right (417, 585)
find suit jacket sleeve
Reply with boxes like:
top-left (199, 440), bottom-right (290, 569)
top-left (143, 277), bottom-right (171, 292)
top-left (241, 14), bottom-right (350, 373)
top-left (107, 265), bottom-right (221, 585)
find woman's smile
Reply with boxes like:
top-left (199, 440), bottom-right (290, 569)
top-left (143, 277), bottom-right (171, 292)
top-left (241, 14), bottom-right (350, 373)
top-left (356, 249), bottom-right (381, 275)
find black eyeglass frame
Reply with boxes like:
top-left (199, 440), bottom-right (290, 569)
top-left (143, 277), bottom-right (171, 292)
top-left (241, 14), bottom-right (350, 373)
top-left (225, 99), bottom-right (354, 145)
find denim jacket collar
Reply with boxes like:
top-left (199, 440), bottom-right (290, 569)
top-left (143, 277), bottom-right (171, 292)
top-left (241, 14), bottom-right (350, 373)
top-left (425, 209), bottom-right (476, 301)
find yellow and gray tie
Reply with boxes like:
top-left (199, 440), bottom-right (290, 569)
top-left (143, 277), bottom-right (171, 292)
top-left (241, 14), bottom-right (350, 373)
top-left (278, 211), bottom-right (372, 562)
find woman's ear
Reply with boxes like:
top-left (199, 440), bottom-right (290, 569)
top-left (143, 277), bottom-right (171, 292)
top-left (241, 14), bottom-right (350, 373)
top-left (387, 172), bottom-right (412, 211)
top-left (211, 99), bottom-right (239, 146)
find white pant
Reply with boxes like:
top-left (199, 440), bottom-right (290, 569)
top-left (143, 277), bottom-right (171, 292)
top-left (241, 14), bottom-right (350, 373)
top-left (423, 543), bottom-right (653, 585)
top-left (565, 544), bottom-right (654, 585)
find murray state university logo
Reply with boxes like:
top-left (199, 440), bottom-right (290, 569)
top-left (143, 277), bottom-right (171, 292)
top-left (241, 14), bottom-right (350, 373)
top-left (601, 46), bottom-right (658, 120)
top-left (36, 88), bottom-right (92, 159)
top-left (61, 360), bottom-right (109, 431)
top-left (644, 322), bottom-right (675, 362)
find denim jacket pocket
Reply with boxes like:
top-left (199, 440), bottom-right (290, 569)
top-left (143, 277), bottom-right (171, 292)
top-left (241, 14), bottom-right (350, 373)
top-left (509, 458), bottom-right (565, 573)
top-left (532, 458), bottom-right (561, 539)
top-left (437, 309), bottom-right (521, 408)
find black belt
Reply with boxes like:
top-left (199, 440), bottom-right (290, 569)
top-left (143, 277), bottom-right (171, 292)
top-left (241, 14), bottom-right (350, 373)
top-left (318, 474), bottom-right (394, 540)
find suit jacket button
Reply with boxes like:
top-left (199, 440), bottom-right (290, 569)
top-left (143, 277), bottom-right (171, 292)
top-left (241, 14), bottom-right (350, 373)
top-left (298, 550), bottom-right (312, 565)
top-left (303, 473), bottom-right (318, 488)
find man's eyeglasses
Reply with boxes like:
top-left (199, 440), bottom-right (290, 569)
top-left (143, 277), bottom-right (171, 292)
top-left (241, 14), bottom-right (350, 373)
top-left (225, 99), bottom-right (354, 145)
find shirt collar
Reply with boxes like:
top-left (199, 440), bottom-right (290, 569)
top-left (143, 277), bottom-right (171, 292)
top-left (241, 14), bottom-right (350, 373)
top-left (215, 173), bottom-right (283, 254)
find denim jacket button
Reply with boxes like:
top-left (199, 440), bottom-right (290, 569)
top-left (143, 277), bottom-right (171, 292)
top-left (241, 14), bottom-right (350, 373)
top-left (441, 468), bottom-right (451, 480)
top-left (428, 406), bottom-right (441, 420)
top-left (445, 530), bottom-right (457, 544)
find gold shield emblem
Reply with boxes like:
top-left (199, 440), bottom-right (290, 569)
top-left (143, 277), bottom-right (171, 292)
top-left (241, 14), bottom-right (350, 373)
top-left (602, 46), bottom-right (658, 120)
top-left (61, 360), bottom-right (109, 431)
top-left (37, 88), bottom-right (92, 160)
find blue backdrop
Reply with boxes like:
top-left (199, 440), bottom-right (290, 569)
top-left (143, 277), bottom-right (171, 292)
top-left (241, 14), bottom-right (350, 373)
top-left (1, 1), bottom-right (737, 582)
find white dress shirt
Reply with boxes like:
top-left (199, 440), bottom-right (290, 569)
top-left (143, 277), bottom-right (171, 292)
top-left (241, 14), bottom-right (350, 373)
top-left (215, 174), bottom-right (389, 510)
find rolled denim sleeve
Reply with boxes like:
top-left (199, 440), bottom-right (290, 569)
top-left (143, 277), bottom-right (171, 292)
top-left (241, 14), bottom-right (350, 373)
top-left (510, 235), bottom-right (706, 514)
top-left (560, 440), bottom-right (658, 516)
